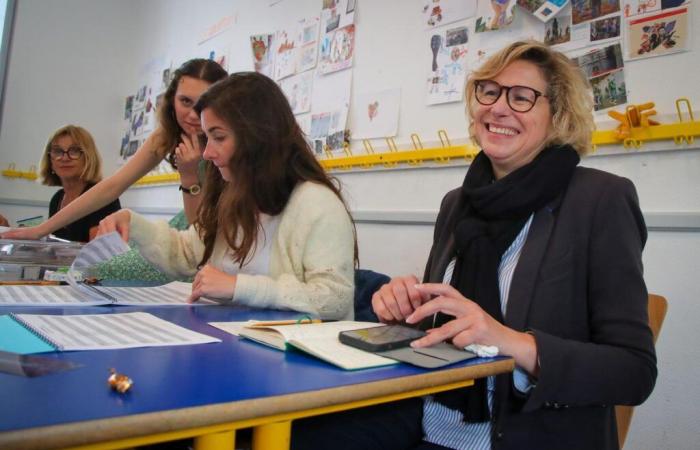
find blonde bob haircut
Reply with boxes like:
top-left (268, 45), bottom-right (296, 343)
top-left (40, 125), bottom-right (103, 186)
top-left (466, 40), bottom-right (595, 155)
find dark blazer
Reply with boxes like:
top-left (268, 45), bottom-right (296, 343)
top-left (423, 167), bottom-right (657, 450)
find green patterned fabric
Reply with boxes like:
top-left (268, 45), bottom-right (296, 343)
top-left (94, 210), bottom-right (190, 282)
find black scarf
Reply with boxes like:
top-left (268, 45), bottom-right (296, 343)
top-left (433, 144), bottom-right (580, 422)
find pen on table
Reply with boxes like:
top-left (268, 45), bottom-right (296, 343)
top-left (0, 280), bottom-right (62, 286)
top-left (249, 319), bottom-right (322, 327)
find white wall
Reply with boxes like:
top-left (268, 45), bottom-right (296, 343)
top-left (1, 1), bottom-right (699, 448)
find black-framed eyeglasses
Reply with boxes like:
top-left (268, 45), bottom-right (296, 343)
top-left (49, 146), bottom-right (84, 160)
top-left (474, 80), bottom-right (548, 113)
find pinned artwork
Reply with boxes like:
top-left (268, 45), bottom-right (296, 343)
top-left (351, 88), bottom-right (402, 139)
top-left (319, 24), bottom-right (355, 74)
top-left (280, 71), bottom-right (314, 115)
top-left (274, 28), bottom-right (297, 80)
top-left (421, 0), bottom-right (477, 29)
top-left (571, 0), bottom-right (621, 25)
top-left (475, 0), bottom-right (516, 33)
top-left (625, 5), bottom-right (689, 60)
top-left (426, 25), bottom-right (469, 105)
top-left (517, 0), bottom-right (570, 22)
top-left (298, 17), bottom-right (321, 72)
top-left (544, 14), bottom-right (572, 46)
top-left (590, 68), bottom-right (628, 111)
top-left (251, 34), bottom-right (275, 78)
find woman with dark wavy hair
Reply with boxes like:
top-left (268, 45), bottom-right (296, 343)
top-left (2, 58), bottom-right (227, 241)
top-left (98, 72), bottom-right (356, 319)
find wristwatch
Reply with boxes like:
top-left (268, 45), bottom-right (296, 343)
top-left (179, 184), bottom-right (201, 195)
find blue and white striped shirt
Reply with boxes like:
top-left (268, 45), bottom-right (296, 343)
top-left (423, 215), bottom-right (533, 450)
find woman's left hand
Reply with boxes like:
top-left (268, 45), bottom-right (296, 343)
top-left (187, 264), bottom-right (237, 303)
top-left (175, 133), bottom-right (202, 185)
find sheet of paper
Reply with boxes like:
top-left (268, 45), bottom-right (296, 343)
top-left (12, 312), bottom-right (221, 351)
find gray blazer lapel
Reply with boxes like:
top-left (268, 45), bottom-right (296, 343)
top-left (505, 206), bottom-right (555, 330)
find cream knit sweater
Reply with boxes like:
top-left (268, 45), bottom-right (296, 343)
top-left (128, 182), bottom-right (355, 320)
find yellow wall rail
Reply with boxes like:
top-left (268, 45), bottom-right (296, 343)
top-left (4, 100), bottom-right (699, 183)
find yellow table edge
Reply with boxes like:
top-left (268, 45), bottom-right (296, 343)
top-left (1, 358), bottom-right (514, 450)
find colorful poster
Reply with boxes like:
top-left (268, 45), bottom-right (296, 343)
top-left (319, 24), bottom-right (355, 74)
top-left (250, 34), bottom-right (275, 78)
top-left (475, 0), bottom-right (516, 32)
top-left (350, 88), bottom-right (402, 139)
top-left (623, 0), bottom-right (661, 17)
top-left (626, 6), bottom-right (689, 60)
top-left (421, 0), bottom-right (477, 29)
top-left (590, 15), bottom-right (621, 42)
top-left (318, 0), bottom-right (355, 75)
top-left (309, 69), bottom-right (352, 154)
top-left (280, 71), bottom-right (314, 115)
top-left (274, 28), bottom-right (298, 80)
top-left (426, 24), bottom-right (469, 105)
top-left (518, 0), bottom-right (570, 21)
top-left (571, 0), bottom-right (621, 25)
top-left (545, 14), bottom-right (572, 45)
top-left (572, 43), bottom-right (624, 78)
top-left (298, 17), bottom-right (320, 72)
top-left (590, 68), bottom-right (627, 110)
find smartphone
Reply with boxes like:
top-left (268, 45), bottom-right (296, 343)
top-left (339, 325), bottom-right (426, 352)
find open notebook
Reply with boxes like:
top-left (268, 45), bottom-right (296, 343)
top-left (0, 312), bottom-right (220, 353)
top-left (210, 320), bottom-right (397, 371)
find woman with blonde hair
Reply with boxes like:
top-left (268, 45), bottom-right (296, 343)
top-left (293, 40), bottom-right (656, 450)
top-left (39, 125), bottom-right (120, 242)
top-left (2, 58), bottom-right (227, 241)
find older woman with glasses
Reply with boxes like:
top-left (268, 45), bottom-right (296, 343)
top-left (293, 41), bottom-right (656, 450)
top-left (39, 125), bottom-right (121, 242)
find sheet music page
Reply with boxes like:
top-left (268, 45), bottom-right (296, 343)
top-left (94, 282), bottom-right (216, 305)
top-left (70, 231), bottom-right (130, 272)
top-left (0, 284), bottom-right (105, 306)
top-left (12, 312), bottom-right (221, 351)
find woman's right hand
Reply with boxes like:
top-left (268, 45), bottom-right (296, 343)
top-left (0, 226), bottom-right (46, 240)
top-left (371, 275), bottom-right (431, 323)
top-left (97, 209), bottom-right (132, 242)
top-left (175, 133), bottom-right (202, 184)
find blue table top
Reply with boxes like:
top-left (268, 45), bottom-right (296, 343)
top-left (0, 304), bottom-right (507, 436)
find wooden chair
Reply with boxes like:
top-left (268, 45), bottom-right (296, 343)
top-left (616, 294), bottom-right (668, 448)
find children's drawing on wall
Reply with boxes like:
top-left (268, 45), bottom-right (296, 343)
top-left (590, 68), bottom-right (627, 110)
top-left (123, 96), bottom-right (134, 120)
top-left (421, 0), bottom-right (476, 29)
top-left (274, 28), bottom-right (297, 80)
top-left (350, 88), bottom-right (401, 139)
top-left (319, 24), bottom-right (355, 74)
top-left (545, 15), bottom-right (572, 45)
top-left (572, 42), bottom-right (624, 78)
top-left (475, 0), bottom-right (516, 32)
top-left (426, 24), bottom-right (469, 105)
top-left (590, 15), bottom-right (621, 41)
top-left (319, 0), bottom-right (355, 75)
top-left (571, 0), bottom-right (621, 25)
top-left (623, 0), bottom-right (685, 17)
top-left (518, 0), bottom-right (570, 21)
top-left (250, 33), bottom-right (275, 78)
top-left (626, 5), bottom-right (688, 60)
top-left (296, 114), bottom-right (312, 136)
top-left (204, 44), bottom-right (230, 71)
top-left (161, 67), bottom-right (172, 90)
top-left (298, 16), bottom-right (320, 73)
top-left (309, 68), bottom-right (352, 155)
top-left (280, 71), bottom-right (313, 115)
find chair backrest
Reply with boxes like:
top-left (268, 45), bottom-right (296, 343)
top-left (353, 269), bottom-right (390, 322)
top-left (616, 294), bottom-right (668, 448)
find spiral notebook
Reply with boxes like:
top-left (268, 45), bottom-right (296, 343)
top-left (0, 312), bottom-right (220, 353)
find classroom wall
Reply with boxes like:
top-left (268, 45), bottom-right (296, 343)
top-left (1, 1), bottom-right (699, 448)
